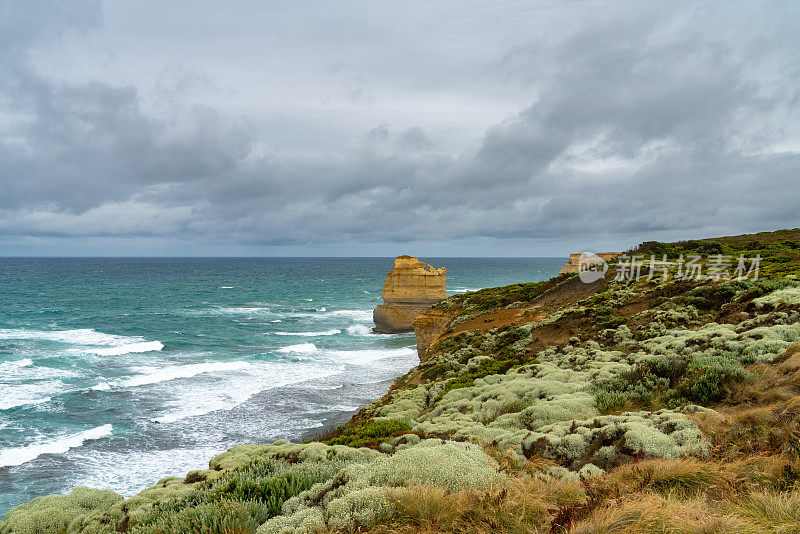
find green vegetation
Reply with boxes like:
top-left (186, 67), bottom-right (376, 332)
top-left (323, 419), bottom-right (412, 448)
top-left (633, 231), bottom-right (800, 278)
top-left (5, 229), bottom-right (800, 534)
top-left (434, 357), bottom-right (525, 402)
top-left (438, 276), bottom-right (566, 314)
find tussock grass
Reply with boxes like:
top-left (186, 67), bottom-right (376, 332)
top-left (374, 476), bottom-right (582, 534)
top-left (734, 490), bottom-right (800, 533)
top-left (608, 458), bottom-right (743, 500)
top-left (570, 493), bottom-right (757, 534)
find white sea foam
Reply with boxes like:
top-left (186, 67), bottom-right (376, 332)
top-left (70, 447), bottom-right (220, 498)
top-left (0, 424), bottom-right (113, 468)
top-left (151, 362), bottom-right (339, 424)
top-left (0, 392), bottom-right (52, 411)
top-left (0, 328), bottom-right (163, 359)
top-left (86, 341), bottom-right (164, 357)
top-left (271, 329), bottom-right (340, 337)
top-left (327, 346), bottom-right (417, 365)
top-left (346, 324), bottom-right (373, 336)
top-left (0, 328), bottom-right (137, 346)
top-left (270, 319), bottom-right (282, 323)
top-left (188, 306), bottom-right (272, 316)
top-left (277, 343), bottom-right (318, 354)
top-left (326, 310), bottom-right (373, 321)
top-left (0, 358), bottom-right (34, 373)
top-left (220, 286), bottom-right (234, 289)
top-left (448, 287), bottom-right (480, 294)
top-left (290, 308), bottom-right (371, 321)
top-left (99, 361), bottom-right (250, 389)
top-left (304, 298), bottom-right (314, 302)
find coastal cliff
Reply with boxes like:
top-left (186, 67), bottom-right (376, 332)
top-left (5, 229), bottom-right (800, 534)
top-left (558, 251), bottom-right (621, 274)
top-left (372, 256), bottom-right (447, 333)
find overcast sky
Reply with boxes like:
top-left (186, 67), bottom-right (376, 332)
top-left (1, 1), bottom-right (799, 256)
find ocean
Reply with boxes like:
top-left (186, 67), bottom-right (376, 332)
top-left (0, 257), bottom-right (562, 517)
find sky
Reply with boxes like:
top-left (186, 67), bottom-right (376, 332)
top-left (0, 1), bottom-right (799, 257)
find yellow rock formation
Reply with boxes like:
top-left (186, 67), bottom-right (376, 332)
top-left (373, 256), bottom-right (447, 333)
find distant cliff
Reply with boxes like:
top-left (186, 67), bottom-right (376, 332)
top-left (372, 256), bottom-right (447, 333)
top-left (558, 251), bottom-right (620, 274)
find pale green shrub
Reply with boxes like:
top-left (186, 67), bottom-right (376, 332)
top-left (257, 506), bottom-right (324, 534)
top-left (1, 487), bottom-right (122, 534)
top-left (374, 386), bottom-right (429, 420)
top-left (523, 409), bottom-right (708, 469)
top-left (325, 487), bottom-right (393, 530)
top-left (753, 286), bottom-right (800, 309)
top-left (578, 463), bottom-right (605, 478)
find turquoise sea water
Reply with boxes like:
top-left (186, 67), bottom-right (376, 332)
top-left (0, 257), bottom-right (562, 517)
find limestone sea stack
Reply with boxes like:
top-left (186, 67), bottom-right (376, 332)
top-left (372, 256), bottom-right (447, 333)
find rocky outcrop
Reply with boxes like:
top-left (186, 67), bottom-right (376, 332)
top-left (559, 252), bottom-right (620, 275)
top-left (372, 256), bottom-right (447, 334)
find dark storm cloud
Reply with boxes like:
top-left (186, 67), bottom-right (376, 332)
top-left (1, 1), bottom-right (799, 254)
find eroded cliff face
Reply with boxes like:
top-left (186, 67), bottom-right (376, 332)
top-left (413, 307), bottom-right (456, 362)
top-left (372, 256), bottom-right (447, 334)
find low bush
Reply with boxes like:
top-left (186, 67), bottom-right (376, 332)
top-left (324, 419), bottom-right (412, 448)
top-left (435, 358), bottom-right (526, 402)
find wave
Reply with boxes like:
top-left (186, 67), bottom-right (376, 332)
top-left (0, 393), bottom-right (52, 411)
top-left (151, 362), bottom-right (339, 424)
top-left (345, 324), bottom-right (373, 336)
top-left (187, 306), bottom-right (273, 316)
top-left (85, 341), bottom-right (164, 357)
top-left (277, 343), bottom-right (318, 354)
top-left (0, 328), bottom-right (162, 358)
top-left (271, 329), bottom-right (341, 337)
top-left (220, 286), bottom-right (234, 289)
top-left (327, 346), bottom-right (417, 365)
top-left (0, 424), bottom-right (113, 468)
top-left (69, 446), bottom-right (220, 498)
top-left (0, 328), bottom-right (139, 346)
top-left (98, 361), bottom-right (251, 389)
top-left (0, 358), bottom-right (34, 373)
top-left (325, 310), bottom-right (373, 321)
top-left (448, 287), bottom-right (481, 294)
top-left (289, 308), bottom-right (371, 321)
top-left (270, 319), bottom-right (282, 323)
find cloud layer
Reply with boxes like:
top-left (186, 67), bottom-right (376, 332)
top-left (1, 1), bottom-right (799, 255)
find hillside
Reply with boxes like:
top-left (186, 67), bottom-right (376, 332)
top-left (4, 229), bottom-right (800, 534)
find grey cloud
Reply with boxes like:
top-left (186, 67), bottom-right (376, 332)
top-left (1, 1), bottom-right (799, 255)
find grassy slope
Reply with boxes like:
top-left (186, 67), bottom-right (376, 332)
top-left (4, 229), bottom-right (800, 534)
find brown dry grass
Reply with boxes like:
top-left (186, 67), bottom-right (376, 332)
top-left (357, 476), bottom-right (583, 534)
top-left (333, 454), bottom-right (800, 534)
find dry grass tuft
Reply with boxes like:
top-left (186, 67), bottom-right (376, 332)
top-left (608, 457), bottom-right (743, 500)
top-left (733, 490), bottom-right (800, 533)
top-left (569, 493), bottom-right (757, 534)
top-left (366, 476), bottom-right (583, 534)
